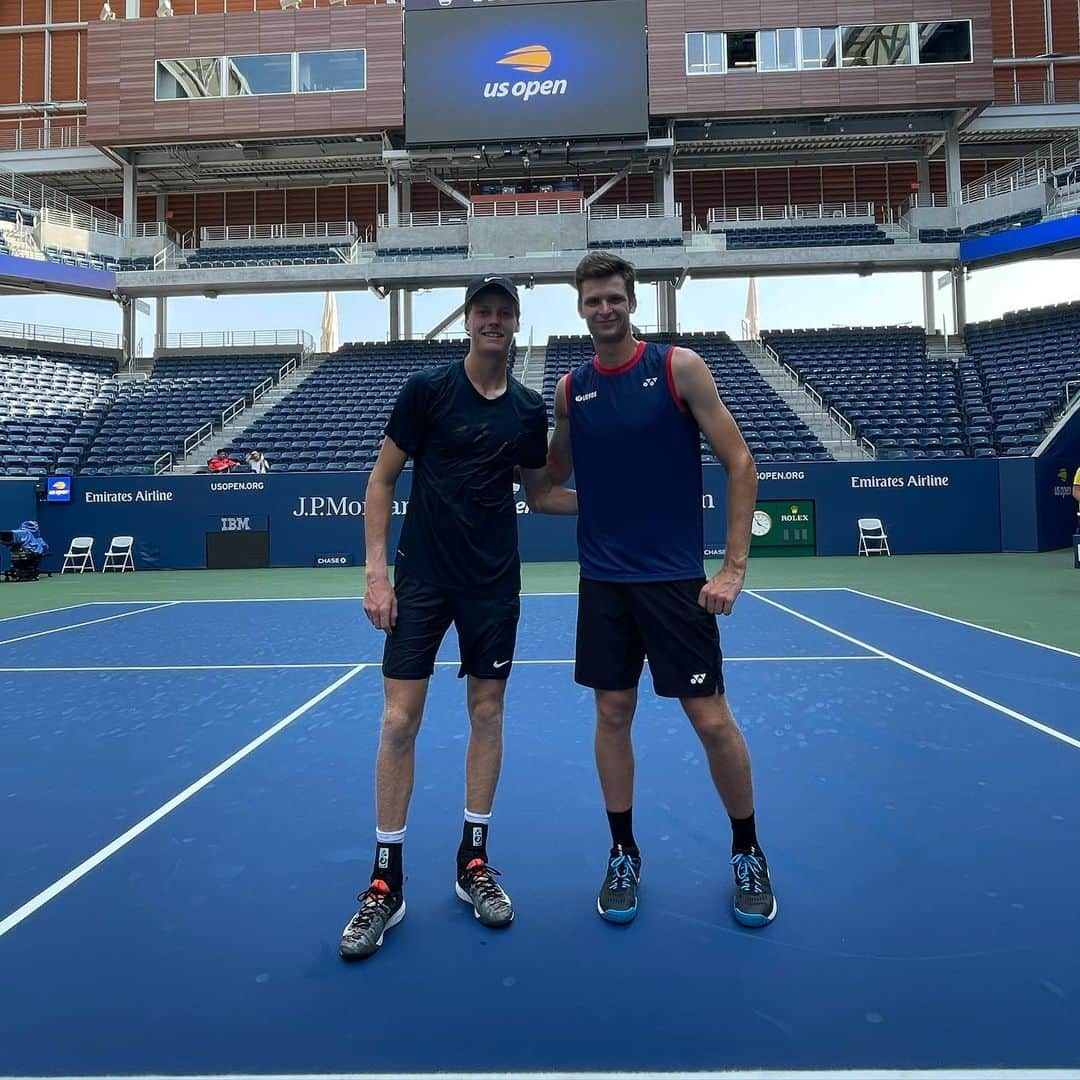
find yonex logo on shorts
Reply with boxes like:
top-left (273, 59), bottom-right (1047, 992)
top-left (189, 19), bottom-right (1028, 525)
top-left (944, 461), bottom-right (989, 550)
top-left (642, 377), bottom-right (658, 387)
top-left (690, 673), bottom-right (707, 685)
top-left (377, 847), bottom-right (390, 869)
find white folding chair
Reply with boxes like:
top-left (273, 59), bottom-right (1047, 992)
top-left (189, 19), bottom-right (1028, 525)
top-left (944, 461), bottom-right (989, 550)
top-left (61, 536), bottom-right (95, 574)
top-left (102, 535), bottom-right (135, 573)
top-left (857, 518), bottom-right (891, 556)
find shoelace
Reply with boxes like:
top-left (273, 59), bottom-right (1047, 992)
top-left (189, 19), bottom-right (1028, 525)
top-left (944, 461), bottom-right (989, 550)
top-left (463, 861), bottom-right (509, 908)
top-left (731, 852), bottom-right (765, 895)
top-left (352, 882), bottom-right (395, 928)
top-left (606, 851), bottom-right (639, 892)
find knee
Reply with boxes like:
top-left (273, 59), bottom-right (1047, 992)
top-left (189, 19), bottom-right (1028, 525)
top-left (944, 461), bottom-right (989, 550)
top-left (596, 692), bottom-right (635, 735)
top-left (381, 702), bottom-right (422, 749)
top-left (686, 697), bottom-right (739, 744)
top-left (469, 692), bottom-right (504, 733)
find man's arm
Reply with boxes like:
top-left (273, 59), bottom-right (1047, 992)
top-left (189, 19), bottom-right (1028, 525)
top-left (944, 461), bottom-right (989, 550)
top-left (521, 379), bottom-right (577, 513)
top-left (672, 347), bottom-right (758, 616)
top-left (363, 436), bottom-right (408, 630)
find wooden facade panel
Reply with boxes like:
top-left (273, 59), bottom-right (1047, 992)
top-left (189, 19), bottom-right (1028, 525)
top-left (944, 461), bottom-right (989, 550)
top-left (51, 31), bottom-right (81, 103)
top-left (1011, 0), bottom-right (1047, 54)
top-left (166, 193), bottom-right (195, 234)
top-left (286, 188), bottom-right (315, 222)
top-left (22, 33), bottom-right (45, 104)
top-left (316, 186), bottom-right (347, 222)
top-left (0, 38), bottom-right (20, 105)
top-left (255, 189), bottom-right (284, 224)
top-left (990, 0), bottom-right (1014, 55)
top-left (822, 165), bottom-right (855, 202)
top-left (86, 5), bottom-right (403, 145)
top-left (1049, 0), bottom-right (1080, 52)
top-left (23, 0), bottom-right (46, 24)
top-left (53, 0), bottom-right (83, 22)
top-left (225, 189), bottom-right (256, 225)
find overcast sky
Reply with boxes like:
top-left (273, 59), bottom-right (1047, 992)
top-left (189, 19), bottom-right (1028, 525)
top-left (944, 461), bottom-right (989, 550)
top-left (2, 256), bottom-right (1078, 350)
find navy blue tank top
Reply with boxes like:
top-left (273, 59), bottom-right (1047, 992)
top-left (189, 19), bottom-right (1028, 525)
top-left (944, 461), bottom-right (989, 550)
top-left (568, 340), bottom-right (704, 582)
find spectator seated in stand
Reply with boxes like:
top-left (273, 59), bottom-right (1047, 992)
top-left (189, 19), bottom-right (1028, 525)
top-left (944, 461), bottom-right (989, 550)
top-left (207, 448), bottom-right (242, 473)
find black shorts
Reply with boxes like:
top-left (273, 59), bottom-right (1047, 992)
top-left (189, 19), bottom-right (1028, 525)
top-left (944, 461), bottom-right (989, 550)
top-left (574, 577), bottom-right (724, 699)
top-left (382, 571), bottom-right (521, 681)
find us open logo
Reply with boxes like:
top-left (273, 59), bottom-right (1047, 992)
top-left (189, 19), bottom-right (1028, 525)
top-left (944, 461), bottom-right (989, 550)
top-left (484, 45), bottom-right (568, 102)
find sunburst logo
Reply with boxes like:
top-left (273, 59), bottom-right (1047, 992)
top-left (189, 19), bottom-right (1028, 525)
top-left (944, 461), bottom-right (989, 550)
top-left (497, 45), bottom-right (552, 74)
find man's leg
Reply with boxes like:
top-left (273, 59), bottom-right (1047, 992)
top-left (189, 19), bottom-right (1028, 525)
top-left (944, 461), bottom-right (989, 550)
top-left (341, 576), bottom-right (451, 960)
top-left (451, 594), bottom-right (519, 928)
top-left (595, 687), bottom-right (638, 817)
top-left (680, 691), bottom-right (754, 821)
top-left (636, 580), bottom-right (777, 928)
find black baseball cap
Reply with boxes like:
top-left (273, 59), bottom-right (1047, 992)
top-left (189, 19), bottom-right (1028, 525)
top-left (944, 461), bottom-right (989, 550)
top-left (464, 275), bottom-right (519, 313)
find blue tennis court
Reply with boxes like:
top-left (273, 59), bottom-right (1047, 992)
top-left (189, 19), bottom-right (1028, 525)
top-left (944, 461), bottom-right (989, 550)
top-left (1, 588), bottom-right (1078, 1078)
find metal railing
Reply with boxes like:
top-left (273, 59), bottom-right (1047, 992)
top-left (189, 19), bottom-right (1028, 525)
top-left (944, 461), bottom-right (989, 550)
top-left (199, 222), bottom-right (358, 243)
top-left (475, 197), bottom-right (586, 217)
top-left (959, 132), bottom-right (1080, 205)
top-left (379, 210), bottom-right (469, 228)
top-left (154, 452), bottom-right (173, 476)
top-left (183, 422), bottom-right (214, 457)
top-left (708, 202), bottom-right (874, 225)
top-left (1, 167), bottom-right (120, 233)
top-left (252, 376), bottom-right (275, 406)
top-left (588, 202), bottom-right (680, 220)
top-left (995, 79), bottom-right (1080, 106)
top-left (1067, 379), bottom-right (1080, 408)
top-left (0, 319), bottom-right (120, 349)
top-left (0, 116), bottom-right (85, 152)
top-left (40, 206), bottom-right (123, 236)
top-left (221, 397), bottom-right (246, 428)
top-left (162, 329), bottom-right (316, 350)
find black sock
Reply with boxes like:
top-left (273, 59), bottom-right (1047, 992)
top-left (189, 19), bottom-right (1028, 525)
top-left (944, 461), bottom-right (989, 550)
top-left (457, 820), bottom-right (488, 878)
top-left (730, 812), bottom-right (761, 856)
top-left (607, 808), bottom-right (638, 854)
top-left (372, 841), bottom-right (404, 894)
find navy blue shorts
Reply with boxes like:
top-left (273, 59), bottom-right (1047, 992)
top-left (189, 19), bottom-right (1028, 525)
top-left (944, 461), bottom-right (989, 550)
top-left (382, 571), bottom-right (521, 681)
top-left (574, 577), bottom-right (724, 699)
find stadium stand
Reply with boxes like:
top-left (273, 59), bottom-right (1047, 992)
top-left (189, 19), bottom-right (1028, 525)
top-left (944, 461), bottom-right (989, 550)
top-left (219, 340), bottom-right (502, 473)
top-left (0, 350), bottom-right (118, 476)
top-left (181, 244), bottom-right (350, 268)
top-left (543, 333), bottom-right (831, 463)
top-left (79, 353), bottom-right (293, 475)
top-left (375, 246), bottom-right (469, 260)
top-left (962, 301), bottom-right (1080, 457)
top-left (721, 224), bottom-right (892, 250)
top-left (44, 247), bottom-right (153, 271)
top-left (762, 327), bottom-right (969, 459)
top-left (918, 209), bottom-right (1042, 243)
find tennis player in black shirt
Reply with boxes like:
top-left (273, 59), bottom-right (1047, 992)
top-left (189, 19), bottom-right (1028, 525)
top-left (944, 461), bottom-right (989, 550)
top-left (341, 276), bottom-right (577, 959)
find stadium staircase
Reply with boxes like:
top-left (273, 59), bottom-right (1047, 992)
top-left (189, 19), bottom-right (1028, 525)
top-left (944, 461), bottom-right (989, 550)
top-left (169, 352), bottom-right (330, 474)
top-left (735, 339), bottom-right (872, 461)
top-left (520, 342), bottom-right (547, 395)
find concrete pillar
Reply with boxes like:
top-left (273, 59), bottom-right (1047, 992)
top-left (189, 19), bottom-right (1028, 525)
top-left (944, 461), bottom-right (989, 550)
top-left (654, 159), bottom-right (676, 218)
top-left (389, 291), bottom-right (402, 340)
top-left (402, 289), bottom-right (413, 340)
top-left (122, 162), bottom-right (137, 235)
top-left (917, 157), bottom-right (931, 207)
top-left (944, 129), bottom-right (963, 207)
top-left (120, 298), bottom-right (136, 367)
top-left (952, 269), bottom-right (967, 334)
top-left (922, 271), bottom-right (936, 333)
top-left (386, 174), bottom-right (400, 226)
top-left (400, 179), bottom-right (412, 217)
top-left (156, 297), bottom-right (168, 351)
top-left (656, 281), bottom-right (677, 333)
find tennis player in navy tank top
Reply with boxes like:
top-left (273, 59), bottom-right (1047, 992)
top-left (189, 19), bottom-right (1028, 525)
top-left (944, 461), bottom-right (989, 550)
top-left (547, 252), bottom-right (778, 928)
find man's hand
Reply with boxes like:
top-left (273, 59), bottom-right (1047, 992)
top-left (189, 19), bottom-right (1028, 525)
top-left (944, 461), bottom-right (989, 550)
top-left (698, 566), bottom-right (745, 616)
top-left (364, 574), bottom-right (397, 631)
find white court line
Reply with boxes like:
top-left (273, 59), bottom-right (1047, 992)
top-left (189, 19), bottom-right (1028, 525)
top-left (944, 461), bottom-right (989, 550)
top-left (2, 1070), bottom-right (1076, 1080)
top-left (841, 587), bottom-right (1080, 660)
top-left (0, 601), bottom-right (97, 625)
top-left (0, 602), bottom-right (179, 648)
top-left (747, 591), bottom-right (1080, 752)
top-left (78, 593), bottom-right (581, 605)
top-left (0, 664), bottom-right (368, 941)
top-left (0, 656), bottom-right (888, 674)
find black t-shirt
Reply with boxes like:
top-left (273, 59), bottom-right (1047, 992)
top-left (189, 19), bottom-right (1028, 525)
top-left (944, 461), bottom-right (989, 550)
top-left (385, 361), bottom-right (548, 594)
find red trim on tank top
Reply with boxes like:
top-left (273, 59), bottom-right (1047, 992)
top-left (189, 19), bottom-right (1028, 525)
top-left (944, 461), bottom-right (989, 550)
top-left (564, 370), bottom-right (573, 418)
top-left (593, 339), bottom-right (646, 376)
top-left (665, 346), bottom-right (688, 413)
